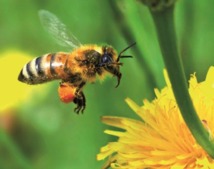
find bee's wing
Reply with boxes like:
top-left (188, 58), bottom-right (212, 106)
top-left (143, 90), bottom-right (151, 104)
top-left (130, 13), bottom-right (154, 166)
top-left (38, 10), bottom-right (82, 48)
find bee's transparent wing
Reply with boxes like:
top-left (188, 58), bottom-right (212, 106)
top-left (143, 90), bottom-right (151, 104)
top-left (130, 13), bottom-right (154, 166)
top-left (38, 10), bottom-right (82, 48)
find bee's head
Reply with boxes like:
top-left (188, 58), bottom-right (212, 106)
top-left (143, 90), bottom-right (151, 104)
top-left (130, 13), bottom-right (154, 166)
top-left (99, 42), bottom-right (136, 87)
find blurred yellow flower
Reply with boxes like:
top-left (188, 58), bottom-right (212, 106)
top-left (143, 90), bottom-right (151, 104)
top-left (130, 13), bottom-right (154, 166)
top-left (0, 50), bottom-right (47, 113)
top-left (97, 67), bottom-right (214, 169)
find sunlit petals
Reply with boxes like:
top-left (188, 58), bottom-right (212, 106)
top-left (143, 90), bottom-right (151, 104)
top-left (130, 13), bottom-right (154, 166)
top-left (0, 50), bottom-right (47, 113)
top-left (97, 67), bottom-right (214, 169)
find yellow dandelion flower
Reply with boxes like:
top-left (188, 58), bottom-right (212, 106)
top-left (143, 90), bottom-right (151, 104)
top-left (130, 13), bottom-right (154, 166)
top-left (97, 67), bottom-right (214, 169)
top-left (0, 50), bottom-right (47, 113)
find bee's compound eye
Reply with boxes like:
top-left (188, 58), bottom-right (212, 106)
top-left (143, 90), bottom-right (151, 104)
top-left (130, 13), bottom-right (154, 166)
top-left (102, 54), bottom-right (112, 64)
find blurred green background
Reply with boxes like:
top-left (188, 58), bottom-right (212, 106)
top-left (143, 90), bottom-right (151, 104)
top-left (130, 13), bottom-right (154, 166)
top-left (0, 0), bottom-right (214, 169)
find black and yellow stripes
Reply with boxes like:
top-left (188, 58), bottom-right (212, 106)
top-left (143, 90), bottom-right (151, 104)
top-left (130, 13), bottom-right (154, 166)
top-left (35, 56), bottom-right (44, 76)
top-left (50, 53), bottom-right (57, 75)
top-left (18, 53), bottom-right (68, 84)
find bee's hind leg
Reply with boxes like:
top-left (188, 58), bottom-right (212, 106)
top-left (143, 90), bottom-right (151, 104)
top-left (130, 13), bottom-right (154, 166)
top-left (73, 91), bottom-right (86, 114)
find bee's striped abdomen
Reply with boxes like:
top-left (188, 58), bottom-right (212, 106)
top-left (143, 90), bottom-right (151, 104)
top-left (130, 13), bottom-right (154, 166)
top-left (18, 53), bottom-right (69, 84)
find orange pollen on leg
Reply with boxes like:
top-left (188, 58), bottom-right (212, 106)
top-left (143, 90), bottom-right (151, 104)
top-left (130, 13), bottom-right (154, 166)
top-left (58, 83), bottom-right (76, 103)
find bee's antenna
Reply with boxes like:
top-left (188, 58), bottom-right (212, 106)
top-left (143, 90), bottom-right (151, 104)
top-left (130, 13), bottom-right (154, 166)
top-left (117, 42), bottom-right (136, 62)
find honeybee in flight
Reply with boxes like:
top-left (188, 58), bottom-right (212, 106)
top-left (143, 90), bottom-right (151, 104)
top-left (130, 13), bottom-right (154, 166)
top-left (18, 10), bottom-right (135, 113)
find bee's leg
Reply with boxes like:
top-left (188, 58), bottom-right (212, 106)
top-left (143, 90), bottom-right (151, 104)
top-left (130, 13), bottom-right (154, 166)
top-left (73, 91), bottom-right (86, 114)
top-left (96, 67), bottom-right (103, 76)
top-left (73, 81), bottom-right (86, 114)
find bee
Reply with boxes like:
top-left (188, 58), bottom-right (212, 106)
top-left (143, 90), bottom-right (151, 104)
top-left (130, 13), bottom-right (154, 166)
top-left (18, 10), bottom-right (135, 113)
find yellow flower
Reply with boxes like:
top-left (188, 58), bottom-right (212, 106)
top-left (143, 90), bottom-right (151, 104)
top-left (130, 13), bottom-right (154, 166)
top-left (0, 50), bottom-right (47, 113)
top-left (97, 67), bottom-right (214, 169)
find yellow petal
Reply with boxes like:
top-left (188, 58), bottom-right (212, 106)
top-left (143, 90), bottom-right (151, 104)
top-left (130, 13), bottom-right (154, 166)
top-left (0, 50), bottom-right (47, 113)
top-left (98, 67), bottom-right (214, 168)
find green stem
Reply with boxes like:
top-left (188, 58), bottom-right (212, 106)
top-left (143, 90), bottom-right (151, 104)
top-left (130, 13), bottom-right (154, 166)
top-left (150, 5), bottom-right (214, 157)
top-left (0, 128), bottom-right (32, 169)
